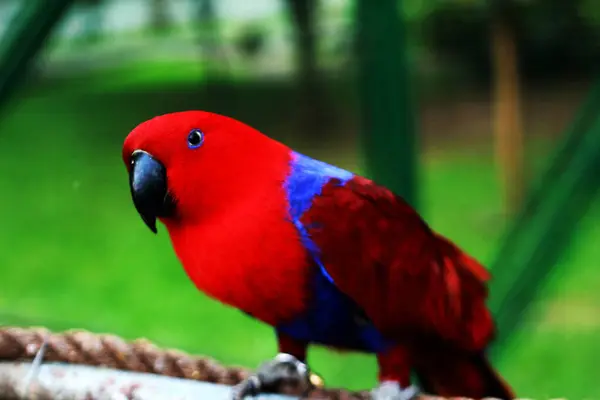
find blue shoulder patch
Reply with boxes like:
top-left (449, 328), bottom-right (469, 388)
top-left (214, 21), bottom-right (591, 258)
top-left (284, 152), bottom-right (353, 283)
top-left (279, 152), bottom-right (391, 353)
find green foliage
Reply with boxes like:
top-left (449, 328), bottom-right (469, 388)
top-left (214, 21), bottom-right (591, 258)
top-left (578, 0), bottom-right (600, 28)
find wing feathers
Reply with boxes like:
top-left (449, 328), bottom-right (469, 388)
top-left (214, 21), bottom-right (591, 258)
top-left (300, 175), bottom-right (495, 350)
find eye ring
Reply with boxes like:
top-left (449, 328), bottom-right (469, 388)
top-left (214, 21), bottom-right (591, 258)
top-left (187, 129), bottom-right (204, 149)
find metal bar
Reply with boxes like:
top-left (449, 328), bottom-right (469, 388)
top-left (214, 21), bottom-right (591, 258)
top-left (488, 86), bottom-right (600, 357)
top-left (0, 362), bottom-right (297, 400)
top-left (355, 0), bottom-right (418, 207)
top-left (0, 0), bottom-right (75, 111)
top-left (501, 77), bottom-right (600, 225)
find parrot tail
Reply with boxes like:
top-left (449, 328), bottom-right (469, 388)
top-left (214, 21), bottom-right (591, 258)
top-left (414, 350), bottom-right (514, 400)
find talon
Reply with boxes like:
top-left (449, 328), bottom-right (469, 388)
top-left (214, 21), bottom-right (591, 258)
top-left (309, 371), bottom-right (325, 388)
top-left (232, 376), bottom-right (261, 400)
top-left (231, 353), bottom-right (314, 399)
top-left (371, 382), bottom-right (420, 400)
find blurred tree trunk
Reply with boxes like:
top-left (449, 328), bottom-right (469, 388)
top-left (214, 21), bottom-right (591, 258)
top-left (195, 0), bottom-right (227, 75)
top-left (149, 0), bottom-right (170, 33)
top-left (284, 0), bottom-right (330, 139)
top-left (491, 0), bottom-right (524, 216)
top-left (197, 0), bottom-right (219, 48)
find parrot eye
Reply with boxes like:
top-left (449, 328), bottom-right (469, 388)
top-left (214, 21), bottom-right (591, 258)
top-left (187, 129), bottom-right (204, 149)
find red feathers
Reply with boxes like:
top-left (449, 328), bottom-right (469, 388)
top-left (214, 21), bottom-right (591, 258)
top-left (123, 111), bottom-right (312, 326)
top-left (123, 111), bottom-right (291, 219)
top-left (164, 189), bottom-right (312, 327)
top-left (300, 175), bottom-right (495, 351)
top-left (123, 111), bottom-right (512, 399)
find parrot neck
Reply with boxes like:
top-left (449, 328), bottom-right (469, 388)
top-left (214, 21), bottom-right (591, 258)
top-left (163, 155), bottom-right (311, 327)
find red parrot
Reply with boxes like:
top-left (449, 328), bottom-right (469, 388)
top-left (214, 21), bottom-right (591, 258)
top-left (122, 111), bottom-right (514, 400)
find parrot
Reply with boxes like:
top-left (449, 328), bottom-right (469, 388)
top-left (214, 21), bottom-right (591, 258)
top-left (122, 110), bottom-right (514, 400)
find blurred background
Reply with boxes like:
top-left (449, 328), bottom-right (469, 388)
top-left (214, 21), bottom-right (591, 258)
top-left (0, 0), bottom-right (599, 397)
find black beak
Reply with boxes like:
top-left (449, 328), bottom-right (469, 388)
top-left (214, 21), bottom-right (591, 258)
top-left (128, 150), bottom-right (174, 234)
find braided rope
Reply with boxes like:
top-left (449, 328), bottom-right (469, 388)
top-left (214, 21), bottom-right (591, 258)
top-left (0, 326), bottom-right (371, 399)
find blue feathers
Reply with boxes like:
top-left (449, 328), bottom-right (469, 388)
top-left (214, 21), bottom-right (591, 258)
top-left (284, 152), bottom-right (353, 284)
top-left (278, 152), bottom-right (391, 353)
top-left (285, 151), bottom-right (353, 218)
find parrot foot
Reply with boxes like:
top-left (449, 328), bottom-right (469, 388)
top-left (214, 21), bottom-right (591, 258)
top-left (371, 382), bottom-right (419, 400)
top-left (231, 353), bottom-right (313, 399)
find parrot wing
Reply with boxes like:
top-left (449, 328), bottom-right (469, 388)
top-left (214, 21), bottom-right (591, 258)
top-left (297, 174), bottom-right (495, 351)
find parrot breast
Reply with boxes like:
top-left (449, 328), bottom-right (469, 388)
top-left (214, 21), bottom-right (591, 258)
top-left (164, 146), bottom-right (312, 327)
top-left (277, 152), bottom-right (393, 353)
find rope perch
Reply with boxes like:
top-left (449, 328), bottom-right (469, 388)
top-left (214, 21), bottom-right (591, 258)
top-left (0, 326), bottom-right (370, 399)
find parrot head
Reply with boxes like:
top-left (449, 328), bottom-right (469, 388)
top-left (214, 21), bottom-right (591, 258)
top-left (122, 111), bottom-right (288, 233)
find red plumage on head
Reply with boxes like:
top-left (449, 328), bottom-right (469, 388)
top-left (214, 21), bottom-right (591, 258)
top-left (122, 111), bottom-right (311, 326)
top-left (123, 111), bottom-right (287, 218)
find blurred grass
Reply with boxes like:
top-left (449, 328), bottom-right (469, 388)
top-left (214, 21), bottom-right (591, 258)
top-left (0, 62), bottom-right (598, 398)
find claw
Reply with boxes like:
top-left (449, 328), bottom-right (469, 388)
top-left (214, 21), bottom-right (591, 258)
top-left (232, 376), bottom-right (262, 400)
top-left (231, 353), bottom-right (314, 399)
top-left (308, 371), bottom-right (325, 389)
top-left (371, 382), bottom-right (420, 400)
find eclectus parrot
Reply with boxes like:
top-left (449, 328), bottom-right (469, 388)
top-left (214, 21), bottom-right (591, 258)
top-left (123, 111), bottom-right (514, 400)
